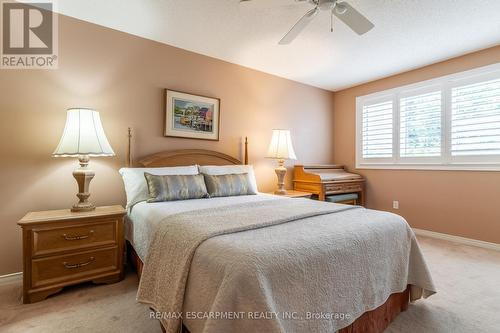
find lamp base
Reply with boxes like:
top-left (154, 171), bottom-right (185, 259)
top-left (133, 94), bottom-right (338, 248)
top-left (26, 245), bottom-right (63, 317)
top-left (274, 189), bottom-right (288, 196)
top-left (274, 159), bottom-right (288, 195)
top-left (71, 203), bottom-right (96, 212)
top-left (72, 155), bottom-right (96, 212)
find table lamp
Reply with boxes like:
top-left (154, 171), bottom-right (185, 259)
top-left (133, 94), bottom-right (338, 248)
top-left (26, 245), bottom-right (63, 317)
top-left (53, 108), bottom-right (115, 212)
top-left (266, 129), bottom-right (297, 195)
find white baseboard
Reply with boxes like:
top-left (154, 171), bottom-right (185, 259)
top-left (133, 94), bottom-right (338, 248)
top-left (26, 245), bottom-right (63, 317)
top-left (413, 228), bottom-right (500, 252)
top-left (0, 271), bottom-right (22, 281)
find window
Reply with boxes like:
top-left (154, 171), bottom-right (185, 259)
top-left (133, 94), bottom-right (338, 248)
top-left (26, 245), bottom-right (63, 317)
top-left (451, 78), bottom-right (500, 157)
top-left (362, 100), bottom-right (393, 158)
top-left (356, 63), bottom-right (500, 170)
top-left (400, 91), bottom-right (442, 158)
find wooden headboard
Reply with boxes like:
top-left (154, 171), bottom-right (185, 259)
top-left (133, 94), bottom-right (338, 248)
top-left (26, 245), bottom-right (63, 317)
top-left (126, 128), bottom-right (248, 167)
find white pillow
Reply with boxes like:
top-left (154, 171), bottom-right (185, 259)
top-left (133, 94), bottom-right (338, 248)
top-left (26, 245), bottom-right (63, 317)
top-left (198, 165), bottom-right (258, 194)
top-left (119, 166), bottom-right (199, 208)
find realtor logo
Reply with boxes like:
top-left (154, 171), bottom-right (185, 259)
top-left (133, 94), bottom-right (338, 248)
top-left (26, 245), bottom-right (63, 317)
top-left (1, 0), bottom-right (58, 69)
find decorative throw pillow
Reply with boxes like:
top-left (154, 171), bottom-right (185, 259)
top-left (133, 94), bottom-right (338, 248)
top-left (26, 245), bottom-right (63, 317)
top-left (144, 173), bottom-right (209, 202)
top-left (198, 165), bottom-right (258, 193)
top-left (119, 166), bottom-right (199, 208)
top-left (203, 173), bottom-right (257, 198)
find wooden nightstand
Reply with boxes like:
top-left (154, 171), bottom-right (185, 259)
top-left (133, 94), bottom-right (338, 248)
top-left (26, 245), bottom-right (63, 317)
top-left (266, 190), bottom-right (313, 199)
top-left (18, 205), bottom-right (126, 303)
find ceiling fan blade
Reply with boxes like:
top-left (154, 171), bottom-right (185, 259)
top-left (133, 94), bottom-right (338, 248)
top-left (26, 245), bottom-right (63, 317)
top-left (333, 1), bottom-right (374, 35)
top-left (279, 7), bottom-right (319, 45)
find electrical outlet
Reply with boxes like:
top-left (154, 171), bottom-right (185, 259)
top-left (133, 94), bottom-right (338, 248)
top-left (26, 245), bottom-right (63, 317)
top-left (393, 201), bottom-right (399, 209)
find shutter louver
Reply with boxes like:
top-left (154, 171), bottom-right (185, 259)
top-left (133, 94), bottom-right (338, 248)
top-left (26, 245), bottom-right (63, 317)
top-left (451, 78), bottom-right (500, 156)
top-left (400, 91), bottom-right (442, 157)
top-left (362, 101), bottom-right (393, 158)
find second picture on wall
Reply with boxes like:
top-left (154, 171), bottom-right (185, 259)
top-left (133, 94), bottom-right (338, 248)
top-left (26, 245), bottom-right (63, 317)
top-left (164, 89), bottom-right (220, 141)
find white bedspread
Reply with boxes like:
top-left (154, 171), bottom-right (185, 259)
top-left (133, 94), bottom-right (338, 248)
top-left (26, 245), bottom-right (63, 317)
top-left (130, 197), bottom-right (436, 333)
top-left (126, 194), bottom-right (279, 261)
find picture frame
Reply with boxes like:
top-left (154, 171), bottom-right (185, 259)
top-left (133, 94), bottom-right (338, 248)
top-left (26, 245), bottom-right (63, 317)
top-left (164, 89), bottom-right (220, 141)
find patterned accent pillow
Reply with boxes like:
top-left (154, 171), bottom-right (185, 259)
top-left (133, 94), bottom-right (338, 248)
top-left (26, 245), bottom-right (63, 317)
top-left (203, 173), bottom-right (257, 198)
top-left (119, 166), bottom-right (199, 208)
top-left (198, 165), bottom-right (258, 193)
top-left (144, 173), bottom-right (209, 202)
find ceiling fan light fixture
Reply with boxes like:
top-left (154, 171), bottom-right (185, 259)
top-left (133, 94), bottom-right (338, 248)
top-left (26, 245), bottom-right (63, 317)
top-left (239, 0), bottom-right (374, 44)
top-left (335, 3), bottom-right (348, 15)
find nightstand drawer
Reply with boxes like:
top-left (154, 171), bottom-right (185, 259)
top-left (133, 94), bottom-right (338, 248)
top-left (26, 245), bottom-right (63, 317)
top-left (32, 219), bottom-right (118, 257)
top-left (32, 247), bottom-right (118, 288)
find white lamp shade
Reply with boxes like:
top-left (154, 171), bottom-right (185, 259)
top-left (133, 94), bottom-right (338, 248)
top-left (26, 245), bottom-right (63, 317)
top-left (53, 108), bottom-right (115, 157)
top-left (266, 129), bottom-right (297, 160)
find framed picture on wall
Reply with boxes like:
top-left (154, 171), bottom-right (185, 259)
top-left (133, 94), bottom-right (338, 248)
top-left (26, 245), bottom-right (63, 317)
top-left (164, 89), bottom-right (220, 141)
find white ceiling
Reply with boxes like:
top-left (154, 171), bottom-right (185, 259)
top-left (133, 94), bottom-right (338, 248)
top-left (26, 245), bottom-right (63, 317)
top-left (55, 0), bottom-right (500, 91)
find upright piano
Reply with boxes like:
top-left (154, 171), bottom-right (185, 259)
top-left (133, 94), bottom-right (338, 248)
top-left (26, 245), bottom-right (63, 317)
top-left (293, 165), bottom-right (365, 205)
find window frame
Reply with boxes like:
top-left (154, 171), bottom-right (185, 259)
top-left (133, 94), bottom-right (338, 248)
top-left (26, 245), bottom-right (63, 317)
top-left (356, 62), bottom-right (500, 171)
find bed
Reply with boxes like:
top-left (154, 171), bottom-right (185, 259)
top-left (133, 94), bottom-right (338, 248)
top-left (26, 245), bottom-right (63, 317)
top-left (122, 137), bottom-right (435, 333)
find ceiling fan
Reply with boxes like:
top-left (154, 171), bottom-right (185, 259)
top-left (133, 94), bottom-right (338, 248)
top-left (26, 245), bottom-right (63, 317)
top-left (240, 0), bottom-right (374, 45)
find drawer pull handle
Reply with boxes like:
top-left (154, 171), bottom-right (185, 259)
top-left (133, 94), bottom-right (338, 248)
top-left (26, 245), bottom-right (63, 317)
top-left (63, 257), bottom-right (95, 269)
top-left (62, 230), bottom-right (94, 241)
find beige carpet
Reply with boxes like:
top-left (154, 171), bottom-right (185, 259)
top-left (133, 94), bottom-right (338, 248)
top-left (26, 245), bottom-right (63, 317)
top-left (1, 236), bottom-right (499, 333)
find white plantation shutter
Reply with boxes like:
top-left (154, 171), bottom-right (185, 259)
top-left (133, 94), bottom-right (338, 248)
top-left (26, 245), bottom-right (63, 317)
top-left (356, 64), bottom-right (500, 170)
top-left (400, 91), bottom-right (442, 157)
top-left (451, 78), bottom-right (500, 156)
top-left (362, 100), bottom-right (393, 158)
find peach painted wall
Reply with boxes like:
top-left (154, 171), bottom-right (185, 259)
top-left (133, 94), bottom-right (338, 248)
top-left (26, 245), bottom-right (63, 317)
top-left (333, 46), bottom-right (500, 244)
top-left (0, 16), bottom-right (335, 275)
